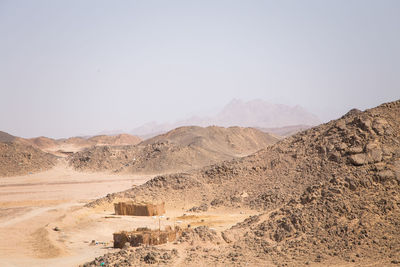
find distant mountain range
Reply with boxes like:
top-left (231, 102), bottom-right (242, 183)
top-left (131, 99), bottom-right (320, 138)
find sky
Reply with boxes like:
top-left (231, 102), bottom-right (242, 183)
top-left (0, 0), bottom-right (399, 138)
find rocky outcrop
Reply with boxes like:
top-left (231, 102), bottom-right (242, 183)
top-left (84, 99), bottom-right (400, 266)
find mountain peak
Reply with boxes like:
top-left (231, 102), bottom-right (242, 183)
top-left (131, 99), bottom-right (320, 137)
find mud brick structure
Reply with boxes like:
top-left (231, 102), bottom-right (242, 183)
top-left (114, 202), bottom-right (165, 216)
top-left (113, 226), bottom-right (181, 248)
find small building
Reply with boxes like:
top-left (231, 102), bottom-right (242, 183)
top-left (114, 201), bottom-right (165, 216)
top-left (113, 226), bottom-right (180, 248)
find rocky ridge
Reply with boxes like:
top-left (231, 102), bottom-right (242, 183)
top-left (86, 99), bottom-right (400, 266)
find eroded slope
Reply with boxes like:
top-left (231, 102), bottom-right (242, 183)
top-left (70, 126), bottom-right (278, 174)
top-left (86, 100), bottom-right (400, 266)
top-left (0, 141), bottom-right (57, 177)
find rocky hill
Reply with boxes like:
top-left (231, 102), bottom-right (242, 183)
top-left (0, 131), bottom-right (141, 177)
top-left (87, 100), bottom-right (400, 266)
top-left (0, 132), bottom-right (57, 177)
top-left (19, 134), bottom-right (141, 155)
top-left (24, 136), bottom-right (58, 149)
top-left (0, 131), bottom-right (18, 143)
top-left (142, 126), bottom-right (278, 156)
top-left (69, 126), bottom-right (278, 174)
top-left (87, 134), bottom-right (141, 146)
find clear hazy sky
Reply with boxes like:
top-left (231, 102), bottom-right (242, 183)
top-left (1, 0), bottom-right (399, 138)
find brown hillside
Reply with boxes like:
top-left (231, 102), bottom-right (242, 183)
top-left (0, 131), bottom-right (17, 143)
top-left (142, 126), bottom-right (278, 156)
top-left (86, 100), bottom-right (400, 266)
top-left (88, 133), bottom-right (141, 146)
top-left (60, 136), bottom-right (89, 146)
top-left (0, 140), bottom-right (57, 177)
top-left (16, 134), bottom-right (141, 157)
top-left (69, 126), bottom-right (278, 174)
top-left (26, 136), bottom-right (58, 149)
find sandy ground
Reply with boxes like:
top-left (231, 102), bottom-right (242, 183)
top-left (0, 161), bottom-right (255, 267)
top-left (0, 161), bottom-right (153, 267)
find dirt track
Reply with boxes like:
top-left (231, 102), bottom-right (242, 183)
top-left (0, 161), bottom-right (153, 267)
top-left (0, 161), bottom-right (256, 267)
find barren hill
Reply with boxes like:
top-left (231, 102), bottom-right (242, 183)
top-left (0, 132), bottom-right (57, 177)
top-left (0, 132), bottom-right (141, 176)
top-left (87, 134), bottom-right (141, 146)
top-left (69, 126), bottom-right (279, 174)
top-left (25, 136), bottom-right (58, 149)
top-left (19, 134), bottom-right (141, 155)
top-left (88, 100), bottom-right (400, 266)
top-left (0, 131), bottom-right (17, 143)
top-left (142, 126), bottom-right (278, 156)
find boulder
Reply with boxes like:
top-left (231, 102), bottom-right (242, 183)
top-left (349, 154), bottom-right (368, 166)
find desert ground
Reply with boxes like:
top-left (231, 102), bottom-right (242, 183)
top-left (0, 159), bottom-right (154, 266)
top-left (0, 128), bottom-right (271, 267)
top-left (1, 101), bottom-right (400, 266)
top-left (0, 160), bottom-right (257, 267)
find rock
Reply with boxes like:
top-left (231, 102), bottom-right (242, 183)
top-left (53, 227), bottom-right (60, 231)
top-left (352, 117), bottom-right (372, 132)
top-left (382, 146), bottom-right (394, 157)
top-left (348, 147), bottom-right (363, 154)
top-left (210, 199), bottom-right (224, 206)
top-left (161, 252), bottom-right (171, 260)
top-left (365, 143), bottom-right (383, 163)
top-left (335, 121), bottom-right (347, 131)
top-left (144, 252), bottom-right (157, 264)
top-left (188, 203), bottom-right (208, 212)
top-left (345, 178), bottom-right (357, 191)
top-left (377, 170), bottom-right (395, 182)
top-left (349, 154), bottom-right (368, 166)
top-left (337, 142), bottom-right (348, 151)
top-left (372, 118), bottom-right (388, 135)
top-left (221, 231), bottom-right (233, 243)
top-left (368, 148), bottom-right (383, 163)
top-left (328, 151), bottom-right (341, 162)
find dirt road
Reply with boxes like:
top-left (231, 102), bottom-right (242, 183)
top-left (0, 162), bottom-right (153, 267)
top-left (0, 161), bottom-right (255, 267)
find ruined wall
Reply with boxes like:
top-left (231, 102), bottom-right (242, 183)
top-left (113, 227), bottom-right (181, 248)
top-left (114, 202), bottom-right (165, 216)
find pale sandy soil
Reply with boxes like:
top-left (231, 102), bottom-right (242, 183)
top-left (0, 161), bottom-right (255, 267)
top-left (0, 161), bottom-right (153, 267)
top-left (44, 144), bottom-right (90, 157)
